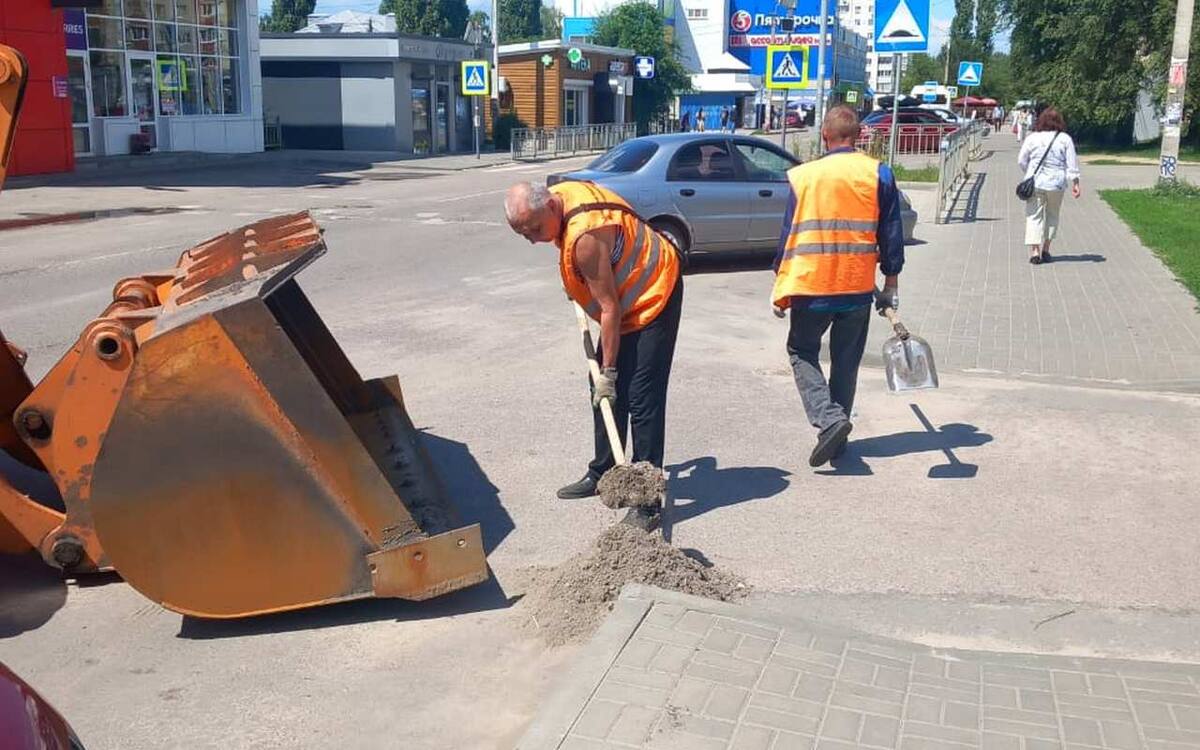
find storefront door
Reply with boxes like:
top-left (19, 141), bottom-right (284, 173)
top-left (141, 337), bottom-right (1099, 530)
top-left (66, 53), bottom-right (93, 156)
top-left (435, 82), bottom-right (450, 153)
top-left (128, 54), bottom-right (158, 150)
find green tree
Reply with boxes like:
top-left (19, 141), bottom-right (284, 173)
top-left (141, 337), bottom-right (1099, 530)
top-left (900, 52), bottom-right (946, 94)
top-left (498, 0), bottom-right (542, 42)
top-left (591, 2), bottom-right (691, 130)
top-left (541, 4), bottom-right (565, 40)
top-left (1002, 0), bottom-right (1153, 144)
top-left (947, 0), bottom-right (976, 66)
top-left (467, 10), bottom-right (492, 44)
top-left (974, 0), bottom-right (998, 56)
top-left (381, 0), bottom-right (470, 38)
top-left (1146, 0), bottom-right (1200, 145)
top-left (259, 0), bottom-right (316, 32)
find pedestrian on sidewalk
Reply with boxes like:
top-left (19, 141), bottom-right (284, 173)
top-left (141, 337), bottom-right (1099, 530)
top-left (770, 105), bottom-right (905, 467)
top-left (503, 181), bottom-right (683, 530)
top-left (1017, 107), bottom-right (1081, 265)
top-left (720, 107), bottom-right (730, 133)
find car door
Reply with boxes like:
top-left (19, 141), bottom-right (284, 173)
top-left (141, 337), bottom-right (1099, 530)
top-left (730, 139), bottom-right (799, 247)
top-left (665, 139), bottom-right (751, 251)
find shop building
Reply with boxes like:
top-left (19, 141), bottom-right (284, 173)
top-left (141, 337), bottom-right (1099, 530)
top-left (0, 0), bottom-right (264, 176)
top-left (667, 0), bottom-right (868, 128)
top-left (497, 40), bottom-right (634, 129)
top-left (260, 17), bottom-right (490, 154)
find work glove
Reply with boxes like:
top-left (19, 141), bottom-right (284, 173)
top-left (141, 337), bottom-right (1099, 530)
top-left (593, 367), bottom-right (618, 409)
top-left (875, 286), bottom-right (899, 317)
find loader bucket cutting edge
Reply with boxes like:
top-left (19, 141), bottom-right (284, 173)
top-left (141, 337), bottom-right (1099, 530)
top-left (2, 212), bottom-right (488, 618)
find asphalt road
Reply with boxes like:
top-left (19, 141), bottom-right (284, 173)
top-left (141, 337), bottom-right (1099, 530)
top-left (2, 153), bottom-right (1200, 749)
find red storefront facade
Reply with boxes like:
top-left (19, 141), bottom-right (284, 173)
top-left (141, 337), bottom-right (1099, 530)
top-left (0, 0), bottom-right (74, 176)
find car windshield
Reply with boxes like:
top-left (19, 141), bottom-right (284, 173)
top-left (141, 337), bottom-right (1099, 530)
top-left (587, 140), bottom-right (659, 173)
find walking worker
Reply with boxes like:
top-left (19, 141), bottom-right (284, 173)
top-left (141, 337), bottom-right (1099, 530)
top-left (771, 105), bottom-right (905, 467)
top-left (1017, 107), bottom-right (1081, 265)
top-left (503, 181), bottom-right (683, 530)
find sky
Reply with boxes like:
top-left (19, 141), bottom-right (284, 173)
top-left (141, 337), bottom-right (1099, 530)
top-left (312, 0), bottom-right (1008, 52)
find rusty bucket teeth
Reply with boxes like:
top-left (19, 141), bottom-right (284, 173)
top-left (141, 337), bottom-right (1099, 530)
top-left (0, 212), bottom-right (488, 618)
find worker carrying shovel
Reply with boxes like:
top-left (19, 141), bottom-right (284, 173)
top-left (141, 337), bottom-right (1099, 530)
top-left (771, 105), bottom-right (906, 467)
top-left (504, 181), bottom-right (682, 531)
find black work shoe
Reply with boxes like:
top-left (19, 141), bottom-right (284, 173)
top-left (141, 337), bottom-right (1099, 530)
top-left (557, 475), bottom-right (598, 500)
top-left (810, 420), bottom-right (853, 467)
top-left (621, 505), bottom-right (662, 533)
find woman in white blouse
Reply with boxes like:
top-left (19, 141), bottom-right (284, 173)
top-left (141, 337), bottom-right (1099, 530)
top-left (1017, 108), bottom-right (1081, 264)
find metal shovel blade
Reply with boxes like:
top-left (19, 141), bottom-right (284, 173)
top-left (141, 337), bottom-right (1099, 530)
top-left (882, 310), bottom-right (939, 393)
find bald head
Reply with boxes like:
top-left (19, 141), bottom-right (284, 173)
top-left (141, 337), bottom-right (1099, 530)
top-left (505, 181), bottom-right (560, 244)
top-left (821, 105), bottom-right (860, 147)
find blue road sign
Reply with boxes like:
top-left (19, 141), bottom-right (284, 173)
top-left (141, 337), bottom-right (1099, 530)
top-left (957, 61), bottom-right (983, 87)
top-left (874, 0), bottom-right (930, 53)
top-left (634, 56), bottom-right (655, 79)
top-left (765, 46), bottom-right (809, 89)
top-left (460, 60), bottom-right (489, 96)
top-left (922, 80), bottom-right (938, 102)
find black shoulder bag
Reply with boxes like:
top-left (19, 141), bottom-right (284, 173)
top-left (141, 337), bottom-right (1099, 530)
top-left (1016, 131), bottom-right (1060, 201)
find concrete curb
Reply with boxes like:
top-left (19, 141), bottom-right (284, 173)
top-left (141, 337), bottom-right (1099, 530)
top-left (515, 595), bottom-right (653, 750)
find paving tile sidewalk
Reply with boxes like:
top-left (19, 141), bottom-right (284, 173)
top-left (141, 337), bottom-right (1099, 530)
top-left (520, 586), bottom-right (1200, 750)
top-left (885, 136), bottom-right (1200, 390)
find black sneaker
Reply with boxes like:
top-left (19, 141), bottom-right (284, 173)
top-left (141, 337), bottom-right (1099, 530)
top-left (621, 505), bottom-right (662, 532)
top-left (810, 420), bottom-right (853, 467)
top-left (557, 475), bottom-right (598, 500)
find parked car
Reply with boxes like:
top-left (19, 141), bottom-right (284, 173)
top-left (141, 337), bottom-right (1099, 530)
top-left (0, 662), bottom-right (85, 749)
top-left (547, 134), bottom-right (917, 259)
top-left (861, 109), bottom-right (958, 153)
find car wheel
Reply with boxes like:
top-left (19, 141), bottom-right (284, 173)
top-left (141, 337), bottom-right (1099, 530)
top-left (650, 219), bottom-right (690, 265)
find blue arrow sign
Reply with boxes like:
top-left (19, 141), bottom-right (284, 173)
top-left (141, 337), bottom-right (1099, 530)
top-left (634, 56), bottom-right (655, 79)
top-left (874, 0), bottom-right (930, 53)
top-left (957, 61), bottom-right (983, 87)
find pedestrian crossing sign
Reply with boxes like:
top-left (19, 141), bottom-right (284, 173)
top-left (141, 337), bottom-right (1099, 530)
top-left (461, 60), bottom-right (489, 96)
top-left (957, 61), bottom-right (983, 87)
top-left (765, 45), bottom-right (809, 90)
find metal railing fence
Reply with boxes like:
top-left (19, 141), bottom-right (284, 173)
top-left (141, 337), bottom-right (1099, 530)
top-left (934, 120), bottom-right (986, 224)
top-left (510, 123), bottom-right (637, 160)
top-left (854, 123), bottom-right (966, 157)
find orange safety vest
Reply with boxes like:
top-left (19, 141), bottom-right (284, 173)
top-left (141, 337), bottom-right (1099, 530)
top-left (772, 150), bottom-right (881, 308)
top-left (551, 181), bottom-right (680, 334)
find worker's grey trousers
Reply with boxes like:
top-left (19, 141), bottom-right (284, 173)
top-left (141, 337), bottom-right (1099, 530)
top-left (787, 304), bottom-right (871, 432)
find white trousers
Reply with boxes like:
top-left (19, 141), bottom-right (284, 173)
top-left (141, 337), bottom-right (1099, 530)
top-left (1024, 188), bottom-right (1065, 246)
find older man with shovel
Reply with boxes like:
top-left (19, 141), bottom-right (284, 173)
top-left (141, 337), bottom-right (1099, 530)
top-left (772, 105), bottom-right (906, 467)
top-left (504, 180), bottom-right (683, 531)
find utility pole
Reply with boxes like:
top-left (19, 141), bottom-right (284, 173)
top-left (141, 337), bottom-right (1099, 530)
top-left (815, 0), bottom-right (829, 137)
top-left (779, 0), bottom-right (796, 148)
top-left (1158, 0), bottom-right (1194, 183)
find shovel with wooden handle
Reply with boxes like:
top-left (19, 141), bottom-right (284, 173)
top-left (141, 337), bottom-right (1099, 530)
top-left (881, 307), bottom-right (939, 392)
top-left (571, 302), bottom-right (665, 510)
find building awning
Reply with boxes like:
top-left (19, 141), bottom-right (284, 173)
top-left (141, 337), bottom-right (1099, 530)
top-left (705, 52), bottom-right (751, 73)
top-left (690, 72), bottom-right (757, 94)
top-left (498, 39), bottom-right (634, 58)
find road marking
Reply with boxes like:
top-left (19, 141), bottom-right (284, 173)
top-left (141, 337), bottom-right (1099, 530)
top-left (432, 188), bottom-right (508, 203)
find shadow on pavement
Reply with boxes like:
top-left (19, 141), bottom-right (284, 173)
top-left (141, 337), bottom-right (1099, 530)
top-left (176, 572), bottom-right (520, 640)
top-left (420, 431), bottom-right (514, 556)
top-left (0, 553), bottom-right (67, 638)
top-left (683, 251), bottom-right (773, 276)
top-left (661, 456), bottom-right (791, 542)
top-left (944, 172), bottom-right (989, 224)
top-left (819, 404), bottom-right (992, 478)
top-left (1047, 253), bottom-right (1106, 263)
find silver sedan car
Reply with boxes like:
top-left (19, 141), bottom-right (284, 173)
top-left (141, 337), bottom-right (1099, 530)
top-left (547, 133), bottom-right (917, 261)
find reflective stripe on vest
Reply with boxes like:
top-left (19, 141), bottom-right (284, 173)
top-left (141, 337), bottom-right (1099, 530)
top-left (772, 151), bottom-right (881, 307)
top-left (552, 181), bottom-right (680, 334)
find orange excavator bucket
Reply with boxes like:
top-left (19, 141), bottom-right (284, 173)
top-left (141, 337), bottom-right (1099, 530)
top-left (0, 213), bottom-right (488, 617)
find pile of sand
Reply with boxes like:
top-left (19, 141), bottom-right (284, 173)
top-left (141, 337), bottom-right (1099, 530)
top-left (526, 523), bottom-right (747, 646)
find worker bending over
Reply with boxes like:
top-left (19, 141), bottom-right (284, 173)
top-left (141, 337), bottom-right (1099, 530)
top-left (772, 105), bottom-right (905, 466)
top-left (504, 181), bottom-right (682, 530)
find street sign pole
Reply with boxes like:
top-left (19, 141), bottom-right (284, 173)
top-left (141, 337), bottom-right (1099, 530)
top-left (768, 7), bottom-right (778, 132)
top-left (887, 53), bottom-right (900, 165)
top-left (780, 8), bottom-right (793, 148)
top-left (1159, 0), bottom-right (1194, 183)
top-left (474, 96), bottom-right (480, 159)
